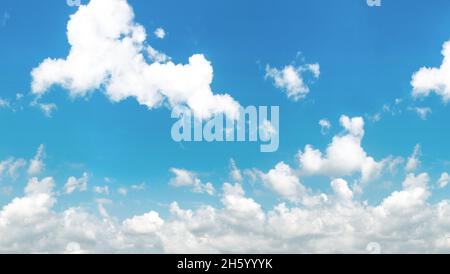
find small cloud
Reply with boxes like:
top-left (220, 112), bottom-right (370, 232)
top-left (406, 144), bottom-right (421, 172)
top-left (131, 183), bottom-right (146, 191)
top-left (0, 98), bottom-right (10, 108)
top-left (154, 27), bottom-right (166, 39)
top-left (438, 172), bottom-right (449, 188)
top-left (117, 187), bottom-right (128, 196)
top-left (412, 107), bottom-right (432, 120)
top-left (265, 61), bottom-right (320, 101)
top-left (169, 168), bottom-right (215, 195)
top-left (93, 185), bottom-right (109, 195)
top-left (319, 119), bottom-right (331, 135)
top-left (27, 144), bottom-right (45, 176)
top-left (65, 172), bottom-right (88, 194)
top-left (229, 159), bottom-right (243, 183)
top-left (31, 100), bottom-right (57, 117)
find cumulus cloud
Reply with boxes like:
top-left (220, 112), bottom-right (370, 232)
top-left (4, 170), bottom-right (450, 253)
top-left (31, 0), bottom-right (240, 119)
top-left (169, 168), bottom-right (215, 195)
top-left (265, 62), bottom-right (320, 101)
top-left (298, 115), bottom-right (387, 182)
top-left (64, 173), bottom-right (88, 194)
top-left (412, 40), bottom-right (450, 103)
top-left (259, 162), bottom-right (307, 203)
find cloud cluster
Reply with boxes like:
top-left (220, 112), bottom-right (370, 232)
top-left (31, 0), bottom-right (240, 119)
top-left (2, 168), bottom-right (450, 253)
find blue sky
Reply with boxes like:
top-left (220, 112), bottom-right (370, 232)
top-left (0, 0), bottom-right (450, 253)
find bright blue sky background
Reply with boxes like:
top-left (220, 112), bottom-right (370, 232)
top-left (1, 0), bottom-right (450, 218)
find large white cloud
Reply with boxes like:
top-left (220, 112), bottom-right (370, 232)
top-left (411, 40), bottom-right (450, 102)
top-left (31, 0), bottom-right (240, 119)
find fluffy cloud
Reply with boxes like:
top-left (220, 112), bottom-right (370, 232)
top-left (154, 27), bottom-right (166, 39)
top-left (298, 115), bottom-right (386, 182)
top-left (265, 62), bottom-right (320, 101)
top-left (259, 162), bottom-right (306, 203)
top-left (412, 40), bottom-right (450, 102)
top-left (64, 173), bottom-right (88, 194)
top-left (169, 168), bottom-right (215, 195)
top-left (31, 0), bottom-right (240, 119)
top-left (123, 211), bottom-right (164, 234)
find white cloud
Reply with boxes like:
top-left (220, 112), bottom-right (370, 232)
top-left (169, 168), bottom-right (215, 195)
top-left (298, 115), bottom-right (386, 182)
top-left (93, 186), bottom-right (109, 195)
top-left (265, 62), bottom-right (320, 101)
top-left (64, 172), bottom-right (88, 194)
top-left (131, 183), bottom-right (146, 190)
top-left (123, 211), bottom-right (164, 234)
top-left (32, 102), bottom-right (57, 117)
top-left (27, 144), bottom-right (45, 176)
top-left (229, 159), bottom-right (243, 183)
top-left (319, 119), bottom-right (331, 135)
top-left (259, 162), bottom-right (306, 203)
top-left (438, 173), bottom-right (450, 188)
top-left (31, 0), bottom-right (240, 120)
top-left (154, 27), bottom-right (166, 39)
top-left (412, 40), bottom-right (450, 102)
top-left (146, 46), bottom-right (170, 63)
top-left (2, 169), bottom-right (450, 253)
top-left (405, 144), bottom-right (421, 172)
top-left (412, 107), bottom-right (432, 120)
top-left (0, 158), bottom-right (26, 179)
top-left (96, 198), bottom-right (112, 218)
top-left (117, 187), bottom-right (128, 196)
top-left (0, 98), bottom-right (10, 108)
